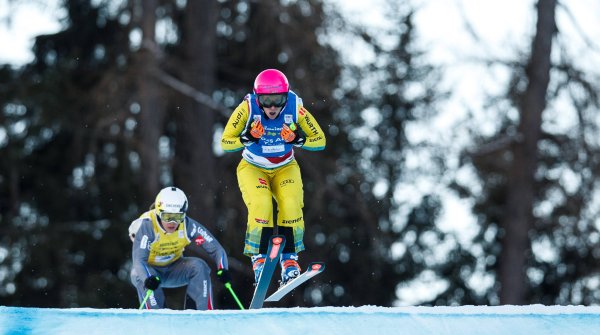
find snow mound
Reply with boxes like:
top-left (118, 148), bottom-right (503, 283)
top-left (1, 305), bottom-right (599, 335)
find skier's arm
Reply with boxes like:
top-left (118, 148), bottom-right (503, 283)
top-left (297, 106), bottom-right (326, 151)
top-left (186, 219), bottom-right (229, 270)
top-left (128, 217), bottom-right (143, 242)
top-left (131, 220), bottom-right (154, 277)
top-left (221, 101), bottom-right (251, 152)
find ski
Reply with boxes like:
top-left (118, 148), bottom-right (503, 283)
top-left (264, 262), bottom-right (325, 302)
top-left (249, 235), bottom-right (285, 309)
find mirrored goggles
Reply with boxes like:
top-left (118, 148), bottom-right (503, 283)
top-left (258, 94), bottom-right (287, 108)
top-left (159, 212), bottom-right (185, 224)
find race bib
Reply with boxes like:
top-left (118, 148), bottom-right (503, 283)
top-left (263, 145), bottom-right (285, 153)
top-left (155, 254), bottom-right (175, 263)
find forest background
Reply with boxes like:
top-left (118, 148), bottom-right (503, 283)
top-left (1, 0), bottom-right (600, 309)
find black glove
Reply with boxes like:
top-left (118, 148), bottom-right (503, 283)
top-left (216, 269), bottom-right (231, 284)
top-left (144, 276), bottom-right (161, 290)
top-left (290, 132), bottom-right (305, 147)
top-left (240, 131), bottom-right (259, 146)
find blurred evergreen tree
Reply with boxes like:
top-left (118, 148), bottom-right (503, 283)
top-left (0, 0), bottom-right (348, 308)
top-left (454, 0), bottom-right (600, 305)
top-left (0, 1), bottom-right (137, 306)
top-left (320, 2), bottom-right (452, 306)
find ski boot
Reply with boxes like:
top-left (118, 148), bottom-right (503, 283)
top-left (280, 253), bottom-right (301, 286)
top-left (251, 254), bottom-right (266, 283)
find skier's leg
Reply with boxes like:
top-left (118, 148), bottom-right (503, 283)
top-left (166, 257), bottom-right (213, 310)
top-left (272, 160), bottom-right (304, 283)
top-left (272, 160), bottom-right (305, 254)
top-left (130, 267), bottom-right (165, 309)
top-left (237, 160), bottom-right (275, 256)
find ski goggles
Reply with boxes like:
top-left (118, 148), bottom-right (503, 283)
top-left (258, 93), bottom-right (287, 108)
top-left (159, 212), bottom-right (185, 224)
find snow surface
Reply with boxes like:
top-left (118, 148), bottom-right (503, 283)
top-left (1, 305), bottom-right (600, 335)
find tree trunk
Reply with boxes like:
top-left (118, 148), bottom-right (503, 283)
top-left (499, 0), bottom-right (556, 304)
top-left (174, 0), bottom-right (218, 224)
top-left (136, 0), bottom-right (165, 205)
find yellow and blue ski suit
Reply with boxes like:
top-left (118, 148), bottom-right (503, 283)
top-left (221, 91), bottom-right (326, 256)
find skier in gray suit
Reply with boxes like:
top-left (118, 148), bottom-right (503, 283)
top-left (129, 186), bottom-right (230, 310)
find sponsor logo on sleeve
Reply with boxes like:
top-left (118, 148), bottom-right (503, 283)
top-left (195, 236), bottom-right (206, 246)
top-left (195, 227), bottom-right (214, 243)
top-left (304, 115), bottom-right (318, 135)
top-left (140, 235), bottom-right (148, 249)
top-left (309, 135), bottom-right (323, 143)
top-left (231, 110), bottom-right (243, 129)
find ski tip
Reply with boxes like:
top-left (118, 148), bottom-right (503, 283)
top-left (268, 235), bottom-right (286, 260)
top-left (264, 262), bottom-right (325, 303)
top-left (308, 262), bottom-right (326, 272)
top-left (272, 236), bottom-right (284, 245)
top-left (310, 263), bottom-right (323, 271)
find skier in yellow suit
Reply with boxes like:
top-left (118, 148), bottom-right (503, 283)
top-left (221, 69), bottom-right (326, 285)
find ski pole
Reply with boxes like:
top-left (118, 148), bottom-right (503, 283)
top-left (224, 282), bottom-right (245, 310)
top-left (139, 289), bottom-right (153, 310)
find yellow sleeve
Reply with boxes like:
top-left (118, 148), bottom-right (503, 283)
top-left (221, 101), bottom-right (250, 152)
top-left (297, 106), bottom-right (326, 151)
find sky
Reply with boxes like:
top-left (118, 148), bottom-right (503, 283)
top-left (0, 0), bottom-right (64, 65)
top-left (2, 305), bottom-right (600, 335)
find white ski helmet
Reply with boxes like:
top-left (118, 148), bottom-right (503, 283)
top-left (155, 187), bottom-right (188, 214)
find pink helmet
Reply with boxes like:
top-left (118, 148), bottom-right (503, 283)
top-left (253, 69), bottom-right (289, 94)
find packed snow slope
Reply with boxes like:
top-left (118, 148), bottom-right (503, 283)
top-left (1, 305), bottom-right (600, 335)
